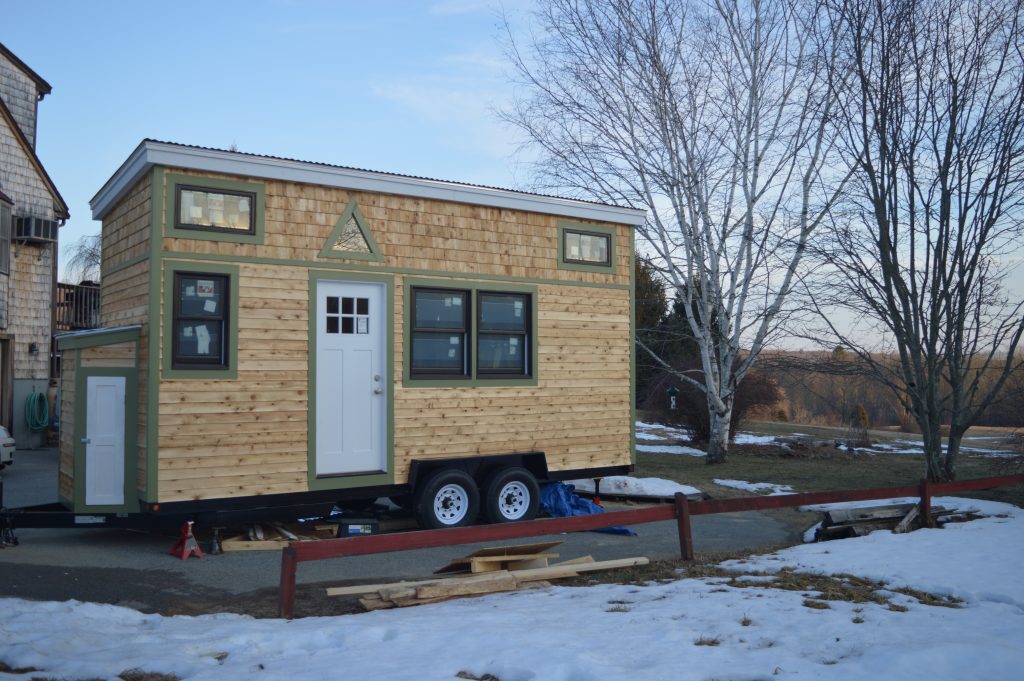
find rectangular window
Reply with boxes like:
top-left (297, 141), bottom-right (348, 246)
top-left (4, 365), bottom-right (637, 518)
top-left (410, 288), bottom-right (469, 377)
top-left (0, 202), bottom-right (10, 276)
top-left (175, 185), bottom-right (255, 234)
top-left (563, 229), bottom-right (611, 266)
top-left (477, 292), bottom-right (530, 376)
top-left (172, 273), bottom-right (229, 369)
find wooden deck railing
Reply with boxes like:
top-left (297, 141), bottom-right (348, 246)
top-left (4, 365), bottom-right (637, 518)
top-left (278, 474), bottom-right (1024, 618)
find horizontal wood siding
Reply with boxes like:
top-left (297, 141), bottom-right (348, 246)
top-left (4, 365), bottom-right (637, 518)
top-left (58, 350), bottom-right (76, 504)
top-left (157, 263), bottom-right (309, 501)
top-left (79, 341), bottom-right (136, 368)
top-left (392, 282), bottom-right (631, 479)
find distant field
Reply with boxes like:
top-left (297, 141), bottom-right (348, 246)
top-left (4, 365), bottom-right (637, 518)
top-left (633, 418), bottom-right (1023, 508)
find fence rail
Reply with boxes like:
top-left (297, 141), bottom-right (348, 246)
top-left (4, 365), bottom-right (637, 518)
top-left (278, 474), bottom-right (1024, 618)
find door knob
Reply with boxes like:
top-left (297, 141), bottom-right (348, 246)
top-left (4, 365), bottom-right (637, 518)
top-left (374, 388), bottom-right (383, 395)
top-left (81, 437), bottom-right (91, 444)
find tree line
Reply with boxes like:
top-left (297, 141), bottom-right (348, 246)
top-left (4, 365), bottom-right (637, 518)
top-left (504, 0), bottom-right (1024, 480)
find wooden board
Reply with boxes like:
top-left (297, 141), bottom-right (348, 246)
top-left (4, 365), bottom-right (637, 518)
top-left (434, 541), bottom-right (564, 574)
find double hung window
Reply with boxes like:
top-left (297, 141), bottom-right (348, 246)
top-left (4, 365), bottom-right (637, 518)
top-left (408, 286), bottom-right (533, 381)
top-left (171, 273), bottom-right (229, 369)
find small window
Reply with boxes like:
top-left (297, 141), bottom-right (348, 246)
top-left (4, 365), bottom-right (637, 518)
top-left (172, 273), bottom-right (229, 369)
top-left (410, 288), bottom-right (469, 377)
top-left (0, 202), bottom-right (10, 276)
top-left (477, 292), bottom-right (530, 376)
top-left (175, 185), bottom-right (255, 234)
top-left (329, 215), bottom-right (372, 254)
top-left (563, 229), bottom-right (611, 266)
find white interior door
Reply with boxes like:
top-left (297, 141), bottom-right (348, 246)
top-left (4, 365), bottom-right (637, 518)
top-left (315, 280), bottom-right (387, 476)
top-left (85, 375), bottom-right (126, 506)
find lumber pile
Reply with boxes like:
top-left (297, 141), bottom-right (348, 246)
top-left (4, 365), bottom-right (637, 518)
top-left (326, 542), bottom-right (649, 610)
top-left (813, 503), bottom-right (970, 541)
top-left (219, 523), bottom-right (335, 552)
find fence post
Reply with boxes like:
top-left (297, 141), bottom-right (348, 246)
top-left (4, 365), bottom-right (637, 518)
top-left (278, 546), bottom-right (299, 619)
top-left (919, 478), bottom-right (933, 528)
top-left (674, 493), bottom-right (694, 561)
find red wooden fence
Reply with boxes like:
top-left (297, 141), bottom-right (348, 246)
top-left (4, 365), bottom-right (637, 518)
top-left (278, 474), bottom-right (1023, 618)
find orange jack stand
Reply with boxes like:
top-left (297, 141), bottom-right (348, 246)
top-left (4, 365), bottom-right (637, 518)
top-left (170, 521), bottom-right (205, 560)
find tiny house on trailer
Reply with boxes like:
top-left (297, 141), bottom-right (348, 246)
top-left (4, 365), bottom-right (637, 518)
top-left (57, 140), bottom-right (643, 529)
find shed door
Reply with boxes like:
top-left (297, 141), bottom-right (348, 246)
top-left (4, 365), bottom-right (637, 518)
top-left (85, 375), bottom-right (125, 506)
top-left (315, 280), bottom-right (387, 476)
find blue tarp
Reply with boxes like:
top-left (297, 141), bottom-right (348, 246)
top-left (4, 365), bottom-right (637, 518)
top-left (539, 482), bottom-right (637, 536)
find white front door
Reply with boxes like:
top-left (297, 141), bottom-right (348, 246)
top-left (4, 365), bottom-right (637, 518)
top-left (85, 375), bottom-right (126, 506)
top-left (315, 280), bottom-right (387, 476)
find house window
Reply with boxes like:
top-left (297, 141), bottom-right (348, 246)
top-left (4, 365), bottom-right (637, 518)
top-left (410, 288), bottom-right (469, 377)
top-left (171, 273), bottom-right (229, 369)
top-left (477, 292), bottom-right (530, 376)
top-left (175, 185), bottom-right (255, 234)
top-left (562, 229), bottom-right (611, 266)
top-left (408, 285), bottom-right (534, 383)
top-left (0, 202), bottom-right (10, 276)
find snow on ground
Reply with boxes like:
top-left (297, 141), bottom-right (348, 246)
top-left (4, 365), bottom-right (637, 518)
top-left (566, 476), bottom-right (701, 499)
top-left (635, 443), bottom-right (706, 456)
top-left (635, 431), bottom-right (666, 441)
top-left (733, 432), bottom-right (778, 445)
top-left (3, 497), bottom-right (1022, 681)
top-left (714, 479), bottom-right (795, 496)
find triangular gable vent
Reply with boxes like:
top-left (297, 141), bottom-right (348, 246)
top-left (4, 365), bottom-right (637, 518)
top-left (318, 200), bottom-right (382, 262)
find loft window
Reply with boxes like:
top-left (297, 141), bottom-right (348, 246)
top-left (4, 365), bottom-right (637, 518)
top-left (410, 288), bottom-right (469, 378)
top-left (171, 273), bottom-right (229, 369)
top-left (0, 201), bottom-right (10, 276)
top-left (563, 229), bottom-right (611, 266)
top-left (330, 215), bottom-right (372, 254)
top-left (477, 292), bottom-right (531, 376)
top-left (175, 185), bottom-right (255, 234)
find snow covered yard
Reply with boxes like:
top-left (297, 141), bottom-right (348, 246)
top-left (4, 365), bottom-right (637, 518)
top-left (2, 501), bottom-right (1021, 681)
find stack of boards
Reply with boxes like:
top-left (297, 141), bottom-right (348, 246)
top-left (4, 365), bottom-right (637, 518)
top-left (324, 541), bottom-right (649, 610)
top-left (813, 503), bottom-right (974, 541)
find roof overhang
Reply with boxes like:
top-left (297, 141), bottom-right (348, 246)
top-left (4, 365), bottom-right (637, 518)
top-left (90, 140), bottom-right (647, 226)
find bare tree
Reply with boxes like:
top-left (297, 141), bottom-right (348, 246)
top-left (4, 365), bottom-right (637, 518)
top-left (62, 232), bottom-right (101, 283)
top-left (808, 0), bottom-right (1024, 480)
top-left (504, 0), bottom-right (847, 462)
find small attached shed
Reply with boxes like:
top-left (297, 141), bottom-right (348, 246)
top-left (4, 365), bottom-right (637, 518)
top-left (58, 140), bottom-right (644, 527)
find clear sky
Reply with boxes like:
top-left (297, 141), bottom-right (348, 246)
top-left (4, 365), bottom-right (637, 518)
top-left (4, 0), bottom-right (533, 276)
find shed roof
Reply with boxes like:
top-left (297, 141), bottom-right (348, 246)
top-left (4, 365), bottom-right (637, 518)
top-left (91, 139), bottom-right (647, 226)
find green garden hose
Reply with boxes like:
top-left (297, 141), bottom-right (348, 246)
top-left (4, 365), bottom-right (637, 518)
top-left (24, 392), bottom-right (49, 432)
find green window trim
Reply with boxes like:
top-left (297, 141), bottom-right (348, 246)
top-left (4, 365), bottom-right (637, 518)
top-left (557, 220), bottom-right (617, 273)
top-left (318, 199), bottom-right (383, 262)
top-left (403, 277), bottom-right (538, 387)
top-left (163, 172), bottom-right (265, 245)
top-left (161, 262), bottom-right (239, 380)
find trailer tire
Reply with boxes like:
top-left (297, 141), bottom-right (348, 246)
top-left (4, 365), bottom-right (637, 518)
top-left (414, 469), bottom-right (479, 529)
top-left (482, 467), bottom-right (540, 523)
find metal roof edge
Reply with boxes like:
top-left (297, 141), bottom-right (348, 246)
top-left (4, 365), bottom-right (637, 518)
top-left (91, 141), bottom-right (647, 225)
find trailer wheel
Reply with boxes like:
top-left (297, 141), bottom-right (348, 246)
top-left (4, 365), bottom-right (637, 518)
top-left (482, 467), bottom-right (540, 523)
top-left (414, 469), bottom-right (479, 529)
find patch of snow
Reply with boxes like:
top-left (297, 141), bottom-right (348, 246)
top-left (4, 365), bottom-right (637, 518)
top-left (5, 506), bottom-right (1024, 681)
top-left (566, 476), bottom-right (701, 499)
top-left (803, 521), bottom-right (823, 543)
top-left (635, 431), bottom-right (667, 441)
top-left (733, 432), bottom-right (777, 445)
top-left (713, 479), bottom-right (795, 496)
top-left (636, 443), bottom-right (706, 456)
top-left (798, 495), bottom-right (1017, 517)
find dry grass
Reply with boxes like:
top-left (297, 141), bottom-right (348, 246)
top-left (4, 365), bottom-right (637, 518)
top-left (694, 635), bottom-right (721, 646)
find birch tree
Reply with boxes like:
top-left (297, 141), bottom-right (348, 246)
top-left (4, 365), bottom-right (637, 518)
top-left (808, 0), bottom-right (1024, 481)
top-left (504, 0), bottom-right (846, 462)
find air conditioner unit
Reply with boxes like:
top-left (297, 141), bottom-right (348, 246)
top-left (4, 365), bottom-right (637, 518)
top-left (14, 216), bottom-right (58, 243)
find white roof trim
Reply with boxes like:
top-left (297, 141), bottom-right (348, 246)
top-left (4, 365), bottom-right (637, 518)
top-left (91, 141), bottom-right (647, 225)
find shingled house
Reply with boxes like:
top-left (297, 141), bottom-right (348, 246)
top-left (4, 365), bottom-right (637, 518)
top-left (0, 42), bottom-right (69, 446)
